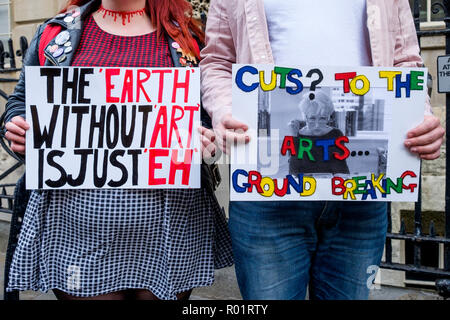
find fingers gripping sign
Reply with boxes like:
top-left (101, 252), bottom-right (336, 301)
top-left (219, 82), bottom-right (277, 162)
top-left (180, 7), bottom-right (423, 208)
top-left (215, 113), bottom-right (251, 155)
top-left (5, 116), bottom-right (31, 154)
top-left (404, 115), bottom-right (445, 160)
top-left (198, 125), bottom-right (220, 161)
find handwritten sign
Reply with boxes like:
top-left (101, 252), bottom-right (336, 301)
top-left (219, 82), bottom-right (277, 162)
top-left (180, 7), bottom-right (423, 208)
top-left (25, 67), bottom-right (201, 190)
top-left (231, 65), bottom-right (427, 201)
top-left (437, 55), bottom-right (450, 93)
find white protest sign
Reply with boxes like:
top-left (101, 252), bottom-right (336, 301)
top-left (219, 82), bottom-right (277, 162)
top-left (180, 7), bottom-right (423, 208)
top-left (25, 66), bottom-right (201, 190)
top-left (231, 65), bottom-right (427, 202)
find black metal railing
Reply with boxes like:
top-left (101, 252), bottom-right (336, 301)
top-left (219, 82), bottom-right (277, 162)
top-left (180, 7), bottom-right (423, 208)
top-left (0, 35), bottom-right (27, 301)
top-left (0, 36), bottom-right (27, 217)
top-left (0, 36), bottom-right (28, 72)
top-left (381, 0), bottom-right (450, 299)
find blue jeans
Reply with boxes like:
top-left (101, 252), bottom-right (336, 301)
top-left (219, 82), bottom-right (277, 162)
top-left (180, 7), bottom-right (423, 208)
top-left (228, 201), bottom-right (388, 300)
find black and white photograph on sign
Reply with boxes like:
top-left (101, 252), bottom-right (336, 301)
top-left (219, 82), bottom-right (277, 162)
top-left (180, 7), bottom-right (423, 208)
top-left (257, 86), bottom-right (390, 179)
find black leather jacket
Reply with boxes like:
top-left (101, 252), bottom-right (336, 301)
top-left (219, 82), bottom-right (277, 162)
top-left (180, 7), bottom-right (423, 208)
top-left (4, 0), bottom-right (220, 193)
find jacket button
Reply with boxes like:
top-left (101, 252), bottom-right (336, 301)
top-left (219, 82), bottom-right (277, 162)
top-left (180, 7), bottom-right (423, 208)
top-left (53, 48), bottom-right (64, 58)
top-left (64, 16), bottom-right (74, 23)
top-left (55, 31), bottom-right (70, 45)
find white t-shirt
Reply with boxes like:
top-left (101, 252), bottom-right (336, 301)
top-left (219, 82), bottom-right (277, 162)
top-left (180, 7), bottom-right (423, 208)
top-left (263, 0), bottom-right (372, 67)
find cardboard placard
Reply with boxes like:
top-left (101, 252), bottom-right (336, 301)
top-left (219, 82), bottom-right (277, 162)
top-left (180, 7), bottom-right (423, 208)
top-left (231, 65), bottom-right (426, 201)
top-left (25, 67), bottom-right (201, 190)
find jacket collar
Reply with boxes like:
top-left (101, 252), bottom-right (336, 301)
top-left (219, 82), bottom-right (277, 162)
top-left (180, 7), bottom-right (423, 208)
top-left (168, 36), bottom-right (183, 68)
top-left (44, 0), bottom-right (99, 66)
top-left (46, 0), bottom-right (99, 28)
top-left (43, 0), bottom-right (189, 68)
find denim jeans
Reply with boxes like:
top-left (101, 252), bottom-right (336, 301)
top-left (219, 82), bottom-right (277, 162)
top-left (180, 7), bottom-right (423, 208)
top-left (228, 201), bottom-right (388, 300)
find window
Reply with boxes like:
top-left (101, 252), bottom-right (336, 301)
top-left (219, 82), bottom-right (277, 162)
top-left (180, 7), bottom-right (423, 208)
top-left (409, 0), bottom-right (445, 23)
top-left (0, 0), bottom-right (10, 45)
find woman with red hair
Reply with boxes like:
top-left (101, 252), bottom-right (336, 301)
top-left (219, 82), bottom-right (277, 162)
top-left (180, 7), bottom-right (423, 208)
top-left (4, 0), bottom-right (232, 300)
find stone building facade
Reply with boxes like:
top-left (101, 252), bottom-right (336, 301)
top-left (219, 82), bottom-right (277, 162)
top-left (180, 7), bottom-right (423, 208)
top-left (0, 0), bottom-right (447, 289)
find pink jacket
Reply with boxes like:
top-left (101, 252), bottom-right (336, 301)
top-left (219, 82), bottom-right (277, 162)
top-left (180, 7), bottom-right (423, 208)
top-left (200, 0), bottom-right (432, 127)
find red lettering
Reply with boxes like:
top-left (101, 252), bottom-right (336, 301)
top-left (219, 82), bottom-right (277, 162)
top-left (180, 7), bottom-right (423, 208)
top-left (169, 149), bottom-right (193, 185)
top-left (168, 105), bottom-right (184, 148)
top-left (247, 171), bottom-right (263, 193)
top-left (334, 136), bottom-right (350, 160)
top-left (105, 68), bottom-right (120, 103)
top-left (331, 177), bottom-right (346, 195)
top-left (148, 149), bottom-right (169, 185)
top-left (172, 69), bottom-right (191, 103)
top-left (274, 178), bottom-right (289, 196)
top-left (184, 105), bottom-right (200, 148)
top-left (137, 69), bottom-right (151, 103)
top-left (401, 170), bottom-right (418, 193)
top-left (281, 136), bottom-right (297, 156)
top-left (152, 69), bottom-right (172, 103)
top-left (121, 69), bottom-right (134, 103)
top-left (335, 72), bottom-right (357, 93)
top-left (150, 106), bottom-right (168, 148)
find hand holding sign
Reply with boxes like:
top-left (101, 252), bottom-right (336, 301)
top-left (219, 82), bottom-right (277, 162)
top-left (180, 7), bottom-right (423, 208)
top-left (5, 116), bottom-right (30, 154)
top-left (214, 113), bottom-right (250, 155)
top-left (198, 125), bottom-right (217, 159)
top-left (405, 115), bottom-right (445, 160)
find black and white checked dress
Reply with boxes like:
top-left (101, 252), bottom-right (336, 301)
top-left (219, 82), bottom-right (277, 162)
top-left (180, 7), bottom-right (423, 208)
top-left (7, 16), bottom-right (233, 299)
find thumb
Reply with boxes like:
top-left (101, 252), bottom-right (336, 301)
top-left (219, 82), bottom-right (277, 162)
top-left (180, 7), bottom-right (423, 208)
top-left (223, 116), bottom-right (248, 131)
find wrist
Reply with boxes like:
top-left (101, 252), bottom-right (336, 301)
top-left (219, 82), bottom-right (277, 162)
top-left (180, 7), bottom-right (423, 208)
top-left (212, 107), bottom-right (232, 129)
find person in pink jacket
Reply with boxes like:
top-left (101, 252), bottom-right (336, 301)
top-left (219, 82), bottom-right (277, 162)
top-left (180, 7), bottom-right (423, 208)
top-left (200, 0), bottom-right (445, 300)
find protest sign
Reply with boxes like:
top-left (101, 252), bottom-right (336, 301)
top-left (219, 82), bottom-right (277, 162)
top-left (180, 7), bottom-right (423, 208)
top-left (25, 66), bottom-right (201, 190)
top-left (231, 65), bottom-right (427, 201)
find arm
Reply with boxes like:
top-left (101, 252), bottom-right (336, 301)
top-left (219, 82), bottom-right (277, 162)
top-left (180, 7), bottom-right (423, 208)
top-left (394, 0), bottom-right (445, 159)
top-left (200, 0), bottom-right (236, 128)
top-left (393, 0), bottom-right (432, 115)
top-left (5, 24), bottom-right (44, 123)
top-left (200, 0), bottom-right (249, 153)
top-left (3, 24), bottom-right (44, 154)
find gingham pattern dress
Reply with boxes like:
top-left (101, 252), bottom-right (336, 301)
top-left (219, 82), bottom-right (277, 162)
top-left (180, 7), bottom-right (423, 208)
top-left (7, 15), bottom-right (233, 299)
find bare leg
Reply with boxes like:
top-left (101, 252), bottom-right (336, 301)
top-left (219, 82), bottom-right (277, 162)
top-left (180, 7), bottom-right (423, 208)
top-left (176, 290), bottom-right (193, 301)
top-left (133, 289), bottom-right (193, 300)
top-left (53, 289), bottom-right (127, 300)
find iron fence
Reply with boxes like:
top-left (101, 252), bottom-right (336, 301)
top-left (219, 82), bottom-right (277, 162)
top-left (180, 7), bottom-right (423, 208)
top-left (0, 34), bottom-right (27, 302)
top-left (0, 35), bottom-right (26, 218)
top-left (380, 0), bottom-right (450, 299)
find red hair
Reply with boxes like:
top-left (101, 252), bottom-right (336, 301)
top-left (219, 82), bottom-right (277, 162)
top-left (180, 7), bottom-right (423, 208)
top-left (60, 0), bottom-right (204, 59)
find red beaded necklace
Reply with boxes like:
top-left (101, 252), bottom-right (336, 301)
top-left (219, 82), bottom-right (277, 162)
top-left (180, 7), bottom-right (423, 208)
top-left (98, 4), bottom-right (146, 25)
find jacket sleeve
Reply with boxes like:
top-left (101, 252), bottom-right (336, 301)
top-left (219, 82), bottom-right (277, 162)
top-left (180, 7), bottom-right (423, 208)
top-left (199, 0), bottom-right (236, 128)
top-left (4, 24), bottom-right (44, 124)
top-left (393, 0), bottom-right (433, 115)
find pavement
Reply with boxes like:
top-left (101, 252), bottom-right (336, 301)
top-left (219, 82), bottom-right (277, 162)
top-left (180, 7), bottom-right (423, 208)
top-left (0, 220), bottom-right (443, 301)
